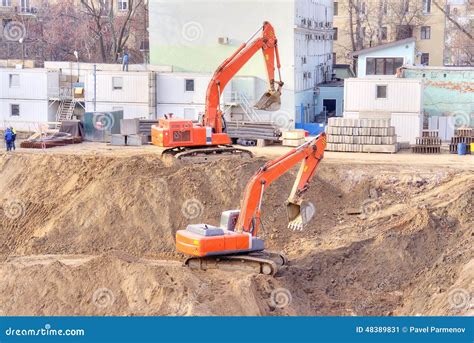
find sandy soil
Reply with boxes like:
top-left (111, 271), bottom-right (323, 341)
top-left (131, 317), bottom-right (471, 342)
top-left (0, 144), bottom-right (472, 316)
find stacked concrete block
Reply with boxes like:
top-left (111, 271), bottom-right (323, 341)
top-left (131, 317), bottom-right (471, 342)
top-left (282, 130), bottom-right (306, 147)
top-left (111, 119), bottom-right (148, 146)
top-left (326, 118), bottom-right (399, 154)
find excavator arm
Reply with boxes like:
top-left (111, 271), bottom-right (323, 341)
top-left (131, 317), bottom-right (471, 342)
top-left (235, 133), bottom-right (327, 235)
top-left (203, 21), bottom-right (284, 134)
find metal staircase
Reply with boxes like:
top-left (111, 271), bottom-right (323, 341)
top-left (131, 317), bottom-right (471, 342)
top-left (225, 92), bottom-right (263, 122)
top-left (55, 98), bottom-right (76, 128)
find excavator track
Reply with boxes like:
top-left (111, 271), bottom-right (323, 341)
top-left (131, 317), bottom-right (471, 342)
top-left (184, 251), bottom-right (288, 276)
top-left (163, 146), bottom-right (253, 163)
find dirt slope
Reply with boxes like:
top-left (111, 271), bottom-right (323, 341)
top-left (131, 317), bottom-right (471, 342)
top-left (0, 152), bottom-right (472, 316)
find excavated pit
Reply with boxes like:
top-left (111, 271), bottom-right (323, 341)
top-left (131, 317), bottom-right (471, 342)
top-left (0, 152), bottom-right (472, 316)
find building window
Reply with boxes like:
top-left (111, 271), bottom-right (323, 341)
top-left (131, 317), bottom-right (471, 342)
top-left (118, 0), bottom-right (128, 11)
top-left (333, 27), bottom-right (338, 40)
top-left (185, 79), bottom-right (195, 92)
top-left (20, 0), bottom-right (29, 12)
top-left (112, 77), bottom-right (123, 90)
top-left (376, 85), bottom-right (387, 99)
top-left (421, 53), bottom-right (430, 66)
top-left (334, 1), bottom-right (339, 16)
top-left (9, 74), bottom-right (20, 87)
top-left (396, 25), bottom-right (413, 39)
top-left (2, 19), bottom-right (12, 28)
top-left (421, 26), bottom-right (431, 39)
top-left (380, 27), bottom-right (388, 40)
top-left (366, 58), bottom-right (404, 75)
top-left (332, 52), bottom-right (337, 64)
top-left (1, 0), bottom-right (11, 6)
top-left (403, 0), bottom-right (409, 14)
top-left (11, 104), bottom-right (20, 116)
top-left (423, 0), bottom-right (431, 13)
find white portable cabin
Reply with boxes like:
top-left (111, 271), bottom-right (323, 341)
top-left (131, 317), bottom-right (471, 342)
top-left (84, 70), bottom-right (157, 120)
top-left (343, 78), bottom-right (424, 145)
top-left (0, 68), bottom-right (59, 131)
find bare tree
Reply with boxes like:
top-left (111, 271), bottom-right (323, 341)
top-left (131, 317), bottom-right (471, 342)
top-left (80, 0), bottom-right (146, 63)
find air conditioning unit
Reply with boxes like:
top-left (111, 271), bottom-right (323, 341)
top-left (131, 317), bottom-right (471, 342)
top-left (218, 37), bottom-right (229, 45)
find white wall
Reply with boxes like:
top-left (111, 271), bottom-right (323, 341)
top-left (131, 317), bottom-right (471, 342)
top-left (85, 103), bottom-right (152, 120)
top-left (85, 71), bottom-right (155, 119)
top-left (0, 100), bottom-right (51, 130)
top-left (344, 78), bottom-right (423, 113)
top-left (0, 68), bottom-right (59, 130)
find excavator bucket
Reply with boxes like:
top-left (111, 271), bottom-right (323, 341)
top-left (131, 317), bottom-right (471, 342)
top-left (254, 90), bottom-right (281, 111)
top-left (287, 201), bottom-right (315, 231)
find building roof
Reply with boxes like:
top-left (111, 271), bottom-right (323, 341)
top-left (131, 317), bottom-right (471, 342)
top-left (351, 38), bottom-right (416, 57)
top-left (401, 65), bottom-right (474, 72)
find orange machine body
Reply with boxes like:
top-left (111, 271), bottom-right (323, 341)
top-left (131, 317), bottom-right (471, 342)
top-left (151, 118), bottom-right (231, 148)
top-left (176, 229), bottom-right (252, 257)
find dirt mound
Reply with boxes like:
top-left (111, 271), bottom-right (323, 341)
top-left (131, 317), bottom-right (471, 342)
top-left (0, 152), bottom-right (472, 316)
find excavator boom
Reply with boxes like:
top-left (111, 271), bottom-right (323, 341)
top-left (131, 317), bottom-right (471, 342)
top-left (203, 21), bottom-right (284, 133)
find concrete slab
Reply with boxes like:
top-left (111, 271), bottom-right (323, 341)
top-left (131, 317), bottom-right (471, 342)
top-left (120, 119), bottom-right (140, 136)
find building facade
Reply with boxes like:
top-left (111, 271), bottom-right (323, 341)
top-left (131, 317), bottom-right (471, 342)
top-left (149, 0), bottom-right (335, 128)
top-left (332, 0), bottom-right (471, 67)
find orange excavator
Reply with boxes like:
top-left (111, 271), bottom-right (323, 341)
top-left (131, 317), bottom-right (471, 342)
top-left (152, 21), bottom-right (284, 162)
top-left (176, 133), bottom-right (327, 275)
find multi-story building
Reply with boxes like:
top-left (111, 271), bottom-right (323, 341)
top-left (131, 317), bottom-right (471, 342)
top-left (444, 0), bottom-right (474, 65)
top-left (332, 0), bottom-right (471, 67)
top-left (149, 0), bottom-right (335, 128)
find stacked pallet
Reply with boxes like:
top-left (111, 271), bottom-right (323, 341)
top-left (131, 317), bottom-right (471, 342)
top-left (226, 121), bottom-right (281, 142)
top-left (326, 118), bottom-right (399, 153)
top-left (412, 130), bottom-right (441, 154)
top-left (449, 128), bottom-right (473, 154)
top-left (139, 120), bottom-right (159, 143)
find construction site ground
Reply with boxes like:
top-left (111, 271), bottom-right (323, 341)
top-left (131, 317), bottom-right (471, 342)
top-left (0, 142), bottom-right (472, 316)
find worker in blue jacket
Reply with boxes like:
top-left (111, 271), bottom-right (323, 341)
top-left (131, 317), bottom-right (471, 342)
top-left (10, 127), bottom-right (16, 150)
top-left (4, 128), bottom-right (13, 152)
